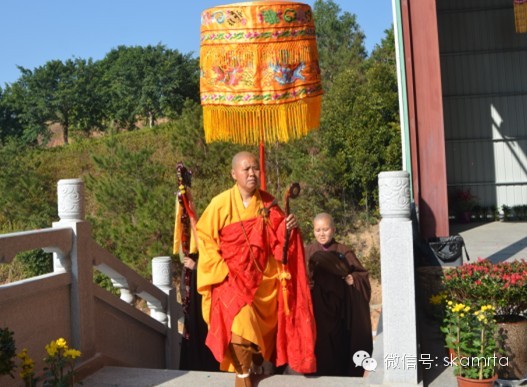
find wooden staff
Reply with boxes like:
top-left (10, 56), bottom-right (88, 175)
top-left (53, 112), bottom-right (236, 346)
top-left (282, 182), bottom-right (300, 265)
top-left (279, 182), bottom-right (300, 315)
top-left (176, 162), bottom-right (196, 340)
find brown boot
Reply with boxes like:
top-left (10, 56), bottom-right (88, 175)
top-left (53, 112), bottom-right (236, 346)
top-left (230, 337), bottom-right (254, 387)
top-left (251, 350), bottom-right (264, 375)
top-left (234, 372), bottom-right (252, 387)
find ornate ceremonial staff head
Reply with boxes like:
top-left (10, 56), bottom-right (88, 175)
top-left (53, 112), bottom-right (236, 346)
top-left (200, 1), bottom-right (322, 189)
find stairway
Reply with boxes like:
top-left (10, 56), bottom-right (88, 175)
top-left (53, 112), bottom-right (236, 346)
top-left (80, 366), bottom-right (376, 386)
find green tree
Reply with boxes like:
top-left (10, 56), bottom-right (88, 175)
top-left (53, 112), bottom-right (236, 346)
top-left (0, 139), bottom-right (55, 231)
top-left (321, 27), bottom-right (401, 210)
top-left (0, 85), bottom-right (24, 144)
top-left (10, 58), bottom-right (105, 145)
top-left (168, 100), bottom-right (243, 214)
top-left (8, 72), bottom-right (50, 145)
top-left (99, 44), bottom-right (199, 131)
top-left (68, 58), bottom-right (106, 140)
top-left (313, 0), bottom-right (367, 89)
top-left (0, 139), bottom-right (56, 279)
top-left (364, 27), bottom-right (401, 175)
top-left (86, 137), bottom-right (175, 275)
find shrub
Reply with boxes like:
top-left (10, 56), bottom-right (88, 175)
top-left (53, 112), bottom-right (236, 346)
top-left (442, 258), bottom-right (527, 320)
top-left (0, 327), bottom-right (16, 378)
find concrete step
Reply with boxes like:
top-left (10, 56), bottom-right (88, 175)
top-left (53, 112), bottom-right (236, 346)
top-left (79, 315), bottom-right (467, 387)
top-left (80, 367), bottom-right (380, 386)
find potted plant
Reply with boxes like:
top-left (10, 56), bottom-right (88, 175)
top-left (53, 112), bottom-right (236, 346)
top-left (441, 258), bottom-right (527, 380)
top-left (441, 300), bottom-right (499, 385)
top-left (472, 205), bottom-right (484, 222)
top-left (442, 258), bottom-right (527, 320)
top-left (450, 188), bottom-right (479, 223)
top-left (501, 205), bottom-right (512, 221)
top-left (512, 204), bottom-right (527, 221)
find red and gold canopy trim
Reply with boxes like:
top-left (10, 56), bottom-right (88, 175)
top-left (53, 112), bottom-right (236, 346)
top-left (200, 1), bottom-right (322, 144)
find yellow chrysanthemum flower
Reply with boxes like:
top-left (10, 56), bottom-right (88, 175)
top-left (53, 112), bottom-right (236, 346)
top-left (64, 348), bottom-right (82, 359)
top-left (429, 294), bottom-right (444, 305)
top-left (56, 337), bottom-right (68, 349)
top-left (452, 303), bottom-right (467, 313)
top-left (17, 348), bottom-right (35, 379)
top-left (45, 340), bottom-right (58, 357)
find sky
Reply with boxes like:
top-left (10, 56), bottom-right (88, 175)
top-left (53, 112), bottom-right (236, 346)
top-left (0, 1), bottom-right (393, 87)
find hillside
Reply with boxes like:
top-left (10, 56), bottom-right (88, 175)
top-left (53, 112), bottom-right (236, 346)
top-left (2, 118), bottom-right (381, 296)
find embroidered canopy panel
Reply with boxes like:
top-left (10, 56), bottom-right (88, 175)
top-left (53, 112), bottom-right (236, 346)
top-left (200, 1), bottom-right (322, 144)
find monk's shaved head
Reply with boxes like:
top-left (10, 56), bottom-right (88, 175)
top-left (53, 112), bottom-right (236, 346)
top-left (232, 151), bottom-right (258, 169)
top-left (231, 151), bottom-right (260, 197)
top-left (313, 213), bottom-right (335, 228)
top-left (313, 212), bottom-right (335, 245)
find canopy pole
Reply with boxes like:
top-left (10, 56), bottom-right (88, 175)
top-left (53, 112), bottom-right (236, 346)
top-left (259, 141), bottom-right (266, 191)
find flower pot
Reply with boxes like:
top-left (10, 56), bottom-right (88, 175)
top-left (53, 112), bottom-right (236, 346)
top-left (458, 211), bottom-right (472, 223)
top-left (456, 374), bottom-right (497, 387)
top-left (496, 317), bottom-right (527, 380)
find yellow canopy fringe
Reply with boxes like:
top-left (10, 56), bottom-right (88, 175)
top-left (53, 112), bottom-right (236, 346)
top-left (202, 95), bottom-right (321, 144)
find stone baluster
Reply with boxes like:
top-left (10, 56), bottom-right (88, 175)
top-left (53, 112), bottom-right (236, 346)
top-left (150, 256), bottom-right (173, 325)
top-left (378, 171), bottom-right (418, 384)
top-left (54, 178), bottom-right (85, 272)
top-left (110, 276), bottom-right (135, 305)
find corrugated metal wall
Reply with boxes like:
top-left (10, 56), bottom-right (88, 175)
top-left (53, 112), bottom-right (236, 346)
top-left (437, 0), bottom-right (527, 213)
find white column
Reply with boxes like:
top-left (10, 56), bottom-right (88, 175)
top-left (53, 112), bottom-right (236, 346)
top-left (53, 178), bottom-right (96, 359)
top-left (379, 171), bottom-right (418, 385)
top-left (57, 178), bottom-right (85, 221)
top-left (152, 256), bottom-right (172, 294)
top-left (54, 178), bottom-right (85, 272)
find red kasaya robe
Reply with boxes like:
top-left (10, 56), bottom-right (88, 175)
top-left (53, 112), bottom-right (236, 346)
top-left (197, 185), bottom-right (316, 373)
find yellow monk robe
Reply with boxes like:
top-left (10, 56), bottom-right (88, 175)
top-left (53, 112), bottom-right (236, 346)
top-left (196, 184), bottom-right (282, 372)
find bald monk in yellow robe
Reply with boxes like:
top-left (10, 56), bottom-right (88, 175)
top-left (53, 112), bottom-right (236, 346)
top-left (196, 151), bottom-right (316, 387)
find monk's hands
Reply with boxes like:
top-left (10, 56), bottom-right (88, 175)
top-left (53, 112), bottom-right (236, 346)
top-left (183, 256), bottom-right (196, 270)
top-left (285, 214), bottom-right (298, 230)
top-left (344, 274), bottom-right (354, 286)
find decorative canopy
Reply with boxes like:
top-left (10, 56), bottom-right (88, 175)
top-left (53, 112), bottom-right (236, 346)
top-left (200, 1), bottom-right (322, 145)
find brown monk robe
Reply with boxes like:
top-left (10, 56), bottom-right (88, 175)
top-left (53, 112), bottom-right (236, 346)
top-left (305, 213), bottom-right (372, 377)
top-left (179, 255), bottom-right (219, 372)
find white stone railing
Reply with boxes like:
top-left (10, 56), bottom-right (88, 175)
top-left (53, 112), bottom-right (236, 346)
top-left (0, 178), bottom-right (180, 374)
top-left (91, 241), bottom-right (172, 324)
